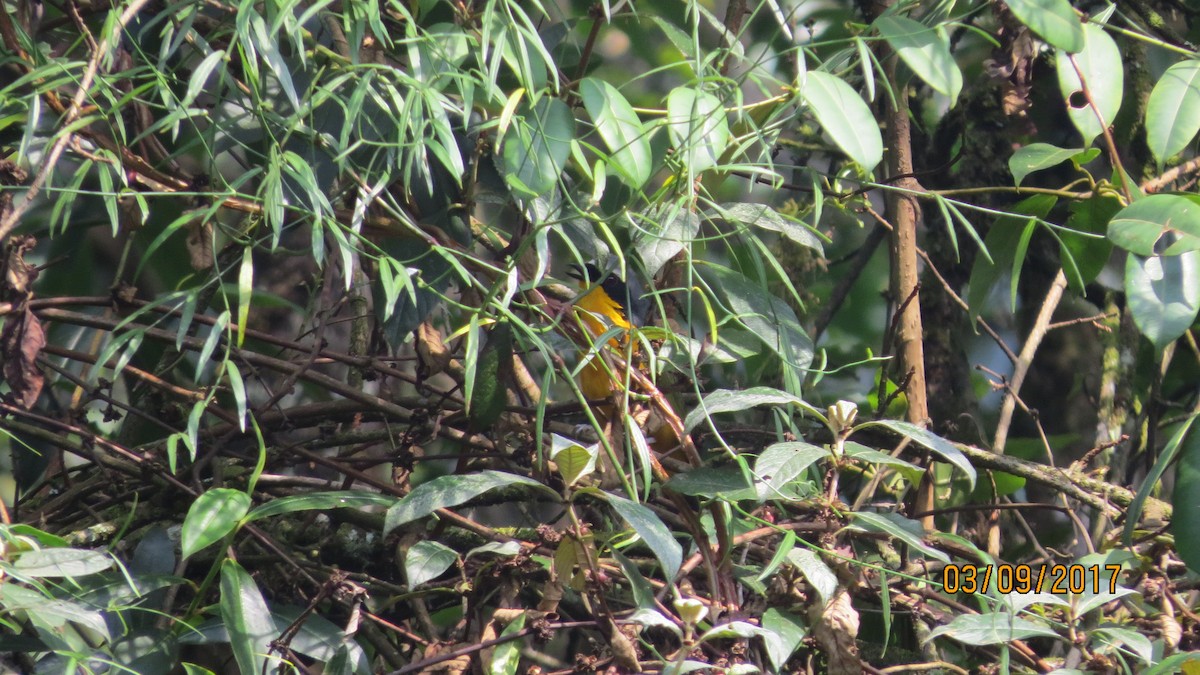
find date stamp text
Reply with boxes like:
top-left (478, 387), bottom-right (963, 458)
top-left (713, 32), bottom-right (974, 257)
top-left (941, 564), bottom-right (1121, 595)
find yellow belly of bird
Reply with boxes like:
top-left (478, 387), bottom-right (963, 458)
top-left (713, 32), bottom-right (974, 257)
top-left (574, 288), bottom-right (631, 401)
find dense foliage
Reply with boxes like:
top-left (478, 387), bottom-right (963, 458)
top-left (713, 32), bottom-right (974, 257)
top-left (4, 0), bottom-right (1200, 672)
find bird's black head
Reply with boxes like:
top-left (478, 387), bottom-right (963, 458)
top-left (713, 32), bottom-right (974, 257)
top-left (567, 261), bottom-right (650, 326)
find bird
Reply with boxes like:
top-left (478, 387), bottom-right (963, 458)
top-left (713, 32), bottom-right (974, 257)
top-left (566, 261), bottom-right (648, 402)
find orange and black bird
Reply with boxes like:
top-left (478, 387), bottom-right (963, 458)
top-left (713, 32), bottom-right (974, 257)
top-left (566, 262), bottom-right (649, 401)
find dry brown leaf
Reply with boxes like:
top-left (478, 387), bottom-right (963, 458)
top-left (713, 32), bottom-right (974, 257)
top-left (185, 218), bottom-right (215, 271)
top-left (1, 236), bottom-right (44, 409)
top-left (417, 641), bottom-right (470, 675)
top-left (417, 320), bottom-right (451, 376)
top-left (809, 588), bottom-right (861, 675)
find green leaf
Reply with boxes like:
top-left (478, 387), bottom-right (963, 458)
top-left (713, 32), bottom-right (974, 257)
top-left (1108, 194), bottom-right (1200, 256)
top-left (404, 540), bottom-right (459, 587)
top-left (580, 78), bottom-right (652, 188)
top-left (1004, 0), bottom-right (1084, 52)
top-left (1124, 251), bottom-right (1200, 351)
top-left (1008, 143), bottom-right (1090, 186)
top-left (755, 441), bottom-right (828, 499)
top-left (499, 96), bottom-right (575, 197)
top-left (246, 490), bottom-right (395, 522)
top-left (468, 320), bottom-right (513, 431)
top-left (843, 442), bottom-right (924, 486)
top-left (1147, 60), bottom-right (1200, 166)
top-left (1056, 24), bottom-right (1123, 145)
top-left (383, 471), bottom-right (554, 535)
top-left (637, 205), bottom-right (700, 276)
top-left (966, 194), bottom-right (1056, 322)
top-left (664, 466), bottom-right (754, 498)
top-left (666, 87), bottom-right (730, 174)
top-left (800, 71), bottom-right (882, 170)
top-left (1144, 651), bottom-right (1200, 675)
top-left (698, 264), bottom-right (815, 393)
top-left (184, 50), bottom-right (226, 106)
top-left (860, 420), bottom-right (976, 489)
top-left (928, 612), bottom-right (1059, 645)
top-left (874, 16), bottom-right (962, 104)
top-left (1127, 415), bottom-right (1196, 546)
top-left (1172, 418), bottom-right (1200, 574)
top-left (1073, 588), bottom-right (1137, 616)
top-left (12, 548), bottom-right (113, 577)
top-left (599, 491), bottom-right (682, 578)
top-left (1061, 193), bottom-right (1119, 291)
top-left (1090, 626), bottom-right (1153, 665)
top-left (236, 246), bottom-right (253, 347)
top-left (488, 612), bottom-right (526, 675)
top-left (220, 560), bottom-right (276, 675)
top-left (785, 548), bottom-right (838, 605)
top-left (549, 434), bottom-right (598, 487)
top-left (761, 609), bottom-right (807, 672)
top-left (713, 203), bottom-right (824, 254)
top-left (849, 511), bottom-right (950, 563)
top-left (684, 386), bottom-right (806, 432)
top-left (181, 488), bottom-right (251, 558)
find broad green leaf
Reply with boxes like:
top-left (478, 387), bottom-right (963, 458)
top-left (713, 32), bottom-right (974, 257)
top-left (1, 584), bottom-right (110, 645)
top-left (612, 549), bottom-right (658, 609)
top-left (626, 608), bottom-right (681, 634)
top-left (488, 612), bottom-right (526, 675)
top-left (1073, 588), bottom-right (1137, 616)
top-left (1056, 24), bottom-right (1122, 145)
top-left (637, 205), bottom-right (700, 276)
top-left (927, 612), bottom-right (1058, 645)
top-left (755, 441), bottom-right (828, 499)
top-left (600, 491), bottom-right (682, 578)
top-left (1124, 251), bottom-right (1200, 350)
top-left (843, 442), bottom-right (924, 486)
top-left (1144, 651), bottom-right (1200, 675)
top-left (664, 467), bottom-right (754, 498)
top-left (1172, 417), bottom-right (1200, 574)
top-left (1061, 193), bottom-right (1119, 291)
top-left (246, 491), bottom-right (394, 522)
top-left (785, 548), bottom-right (838, 605)
top-left (800, 71), bottom-right (882, 170)
top-left (875, 16), bottom-right (962, 104)
top-left (468, 320), bottom-right (512, 431)
top-left (383, 471), bottom-right (554, 534)
top-left (849, 511), bottom-right (950, 563)
top-left (1004, 0), bottom-right (1084, 52)
top-left (761, 609), bottom-right (807, 672)
top-left (1108, 194), bottom-right (1200, 256)
top-left (182, 488), bottom-right (251, 558)
top-left (714, 202), bottom-right (824, 253)
top-left (666, 87), bottom-right (729, 174)
top-left (220, 560), bottom-right (276, 675)
top-left (580, 78), bottom-right (652, 188)
top-left (1147, 60), bottom-right (1200, 166)
top-left (699, 264), bottom-right (815, 392)
top-left (1009, 143), bottom-right (1089, 186)
top-left (13, 548), bottom-right (113, 577)
top-left (499, 96), bottom-right (575, 197)
top-left (404, 540), bottom-right (459, 587)
top-left (549, 434), bottom-right (598, 487)
top-left (1090, 626), bottom-right (1152, 665)
top-left (860, 420), bottom-right (976, 489)
top-left (685, 386), bottom-right (807, 432)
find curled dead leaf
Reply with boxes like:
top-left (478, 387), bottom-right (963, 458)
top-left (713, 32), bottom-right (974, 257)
top-left (417, 320), bottom-right (451, 377)
top-left (809, 587), bottom-right (861, 675)
top-left (0, 236), bottom-right (44, 409)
